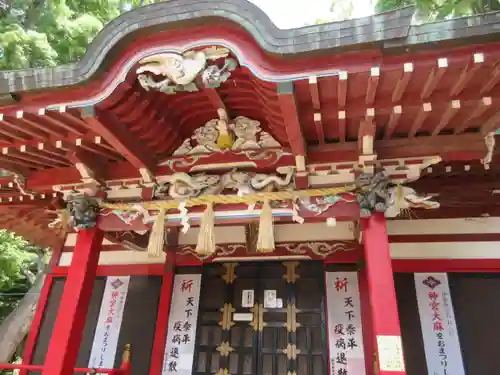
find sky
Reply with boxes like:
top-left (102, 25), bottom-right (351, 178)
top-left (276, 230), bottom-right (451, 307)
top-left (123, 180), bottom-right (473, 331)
top-left (247, 0), bottom-right (375, 29)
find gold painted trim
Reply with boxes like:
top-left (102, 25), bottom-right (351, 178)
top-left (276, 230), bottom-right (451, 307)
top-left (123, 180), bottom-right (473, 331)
top-left (282, 343), bottom-right (301, 360)
top-left (249, 303), bottom-right (259, 331)
top-left (215, 369), bottom-right (230, 375)
top-left (219, 303), bottom-right (235, 330)
top-left (282, 261), bottom-right (300, 283)
top-left (249, 303), bottom-right (266, 332)
top-left (285, 304), bottom-right (301, 332)
top-left (216, 341), bottom-right (234, 357)
top-left (222, 262), bottom-right (238, 284)
top-left (287, 372), bottom-right (297, 375)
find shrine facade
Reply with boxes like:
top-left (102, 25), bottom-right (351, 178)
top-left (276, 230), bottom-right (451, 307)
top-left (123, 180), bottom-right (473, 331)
top-left (1, 1), bottom-right (500, 375)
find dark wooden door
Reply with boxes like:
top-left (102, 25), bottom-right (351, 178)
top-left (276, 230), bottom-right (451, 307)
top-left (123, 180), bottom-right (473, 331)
top-left (192, 261), bottom-right (327, 375)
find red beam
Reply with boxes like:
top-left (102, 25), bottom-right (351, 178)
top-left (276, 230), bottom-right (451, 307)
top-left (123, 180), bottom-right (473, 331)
top-left (43, 227), bottom-right (104, 375)
top-left (276, 82), bottom-right (306, 156)
top-left (81, 106), bottom-right (157, 178)
top-left (149, 232), bottom-right (177, 375)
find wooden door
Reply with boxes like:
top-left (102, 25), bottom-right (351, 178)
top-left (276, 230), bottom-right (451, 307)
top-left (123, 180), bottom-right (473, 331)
top-left (192, 261), bottom-right (327, 375)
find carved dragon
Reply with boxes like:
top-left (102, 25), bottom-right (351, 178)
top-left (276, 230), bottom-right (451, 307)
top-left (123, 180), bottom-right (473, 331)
top-left (163, 170), bottom-right (294, 200)
top-left (355, 172), bottom-right (439, 217)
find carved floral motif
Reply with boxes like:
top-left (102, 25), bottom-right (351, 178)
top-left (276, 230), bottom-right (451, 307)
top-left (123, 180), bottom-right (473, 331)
top-left (136, 47), bottom-right (237, 94)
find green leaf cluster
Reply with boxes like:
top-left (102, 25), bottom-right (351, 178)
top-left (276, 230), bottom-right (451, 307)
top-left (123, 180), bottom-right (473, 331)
top-left (0, 230), bottom-right (42, 321)
top-left (375, 0), bottom-right (500, 21)
top-left (0, 0), bottom-right (166, 70)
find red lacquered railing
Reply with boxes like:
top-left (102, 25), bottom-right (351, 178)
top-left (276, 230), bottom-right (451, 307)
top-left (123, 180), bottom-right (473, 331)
top-left (0, 344), bottom-right (131, 375)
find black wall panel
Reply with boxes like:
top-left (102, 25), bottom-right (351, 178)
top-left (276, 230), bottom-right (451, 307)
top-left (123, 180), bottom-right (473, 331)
top-left (31, 278), bottom-right (65, 367)
top-left (75, 277), bottom-right (107, 367)
top-left (449, 273), bottom-right (500, 374)
top-left (30, 275), bottom-right (161, 375)
top-left (114, 276), bottom-right (162, 375)
top-left (394, 273), bottom-right (428, 375)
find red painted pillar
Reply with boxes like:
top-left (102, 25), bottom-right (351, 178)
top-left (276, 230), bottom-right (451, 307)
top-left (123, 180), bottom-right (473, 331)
top-left (149, 250), bottom-right (176, 375)
top-left (362, 213), bottom-right (406, 374)
top-left (43, 227), bottom-right (103, 375)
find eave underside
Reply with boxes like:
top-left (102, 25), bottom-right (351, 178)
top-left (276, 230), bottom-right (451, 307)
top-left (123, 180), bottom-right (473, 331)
top-left (0, 1), bottom-right (500, 246)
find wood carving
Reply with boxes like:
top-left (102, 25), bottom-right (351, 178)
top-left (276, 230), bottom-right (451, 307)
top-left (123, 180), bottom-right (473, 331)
top-left (157, 170), bottom-right (294, 200)
top-left (356, 172), bottom-right (439, 218)
top-left (173, 110), bottom-right (281, 155)
top-left (136, 47), bottom-right (236, 94)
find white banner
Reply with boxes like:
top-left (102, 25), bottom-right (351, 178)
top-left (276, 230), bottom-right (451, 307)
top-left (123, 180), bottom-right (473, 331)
top-left (325, 272), bottom-right (366, 375)
top-left (414, 273), bottom-right (465, 375)
top-left (88, 276), bottom-right (130, 368)
top-left (162, 274), bottom-right (202, 375)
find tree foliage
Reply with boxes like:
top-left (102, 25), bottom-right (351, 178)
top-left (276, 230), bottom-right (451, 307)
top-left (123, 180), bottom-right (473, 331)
top-left (0, 230), bottom-right (45, 322)
top-left (375, 0), bottom-right (500, 21)
top-left (0, 0), bottom-right (165, 70)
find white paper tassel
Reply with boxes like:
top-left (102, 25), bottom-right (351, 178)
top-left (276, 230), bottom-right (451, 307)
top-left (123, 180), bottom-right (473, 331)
top-left (257, 199), bottom-right (275, 253)
top-left (195, 204), bottom-right (216, 256)
top-left (147, 207), bottom-right (166, 257)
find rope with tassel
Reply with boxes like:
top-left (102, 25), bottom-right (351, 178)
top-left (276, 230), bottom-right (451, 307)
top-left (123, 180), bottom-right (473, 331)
top-left (112, 185), bottom-right (356, 258)
top-left (100, 185), bottom-right (356, 211)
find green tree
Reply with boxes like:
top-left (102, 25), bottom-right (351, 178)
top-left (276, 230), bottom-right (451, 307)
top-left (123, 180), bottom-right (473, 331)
top-left (0, 0), bottom-right (165, 70)
top-left (375, 0), bottom-right (500, 21)
top-left (0, 230), bottom-right (43, 322)
top-left (0, 230), bottom-right (48, 363)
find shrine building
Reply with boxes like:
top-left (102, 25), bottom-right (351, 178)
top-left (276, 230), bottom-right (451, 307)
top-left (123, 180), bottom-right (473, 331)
top-left (1, 1), bottom-right (500, 375)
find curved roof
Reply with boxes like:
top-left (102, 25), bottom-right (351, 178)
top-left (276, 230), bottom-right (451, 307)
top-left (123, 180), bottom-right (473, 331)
top-left (0, 1), bottom-right (500, 248)
top-left (0, 0), bottom-right (500, 95)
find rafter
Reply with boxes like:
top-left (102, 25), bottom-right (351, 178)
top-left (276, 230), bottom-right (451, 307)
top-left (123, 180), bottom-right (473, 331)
top-left (480, 108), bottom-right (500, 135)
top-left (338, 111), bottom-right (346, 142)
top-left (481, 63), bottom-right (500, 94)
top-left (432, 100), bottom-right (461, 136)
top-left (338, 71), bottom-right (348, 109)
top-left (392, 63), bottom-right (413, 103)
top-left (384, 105), bottom-right (402, 139)
top-left (277, 81), bottom-right (307, 187)
top-left (309, 76), bottom-right (325, 144)
top-left (81, 106), bottom-right (157, 181)
top-left (66, 148), bottom-right (107, 184)
top-left (421, 58), bottom-right (448, 99)
top-left (455, 97), bottom-right (492, 134)
top-left (276, 82), bottom-right (306, 156)
top-left (38, 108), bottom-right (85, 135)
top-left (365, 67), bottom-right (380, 106)
top-left (0, 114), bottom-right (47, 140)
top-left (450, 53), bottom-right (484, 97)
top-left (409, 103), bottom-right (432, 137)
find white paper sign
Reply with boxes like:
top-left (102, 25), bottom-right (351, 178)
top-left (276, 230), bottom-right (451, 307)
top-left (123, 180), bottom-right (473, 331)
top-left (377, 335), bottom-right (405, 371)
top-left (264, 290), bottom-right (277, 308)
top-left (162, 274), bottom-right (202, 375)
top-left (325, 272), bottom-right (366, 375)
top-left (414, 273), bottom-right (465, 375)
top-left (88, 276), bottom-right (130, 368)
top-left (242, 290), bottom-right (254, 308)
